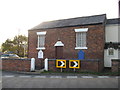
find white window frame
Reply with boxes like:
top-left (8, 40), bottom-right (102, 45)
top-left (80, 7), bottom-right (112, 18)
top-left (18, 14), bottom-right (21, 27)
top-left (36, 31), bottom-right (46, 50)
top-left (74, 28), bottom-right (88, 49)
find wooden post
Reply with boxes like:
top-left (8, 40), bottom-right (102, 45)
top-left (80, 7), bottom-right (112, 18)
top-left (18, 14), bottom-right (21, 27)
top-left (61, 68), bottom-right (63, 72)
top-left (73, 68), bottom-right (76, 72)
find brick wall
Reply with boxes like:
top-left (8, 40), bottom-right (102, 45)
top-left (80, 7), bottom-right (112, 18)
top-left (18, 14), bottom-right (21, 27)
top-left (0, 58), bottom-right (2, 70)
top-left (48, 59), bottom-right (103, 72)
top-left (2, 58), bottom-right (31, 72)
top-left (111, 59), bottom-right (120, 72)
top-left (28, 24), bottom-right (105, 69)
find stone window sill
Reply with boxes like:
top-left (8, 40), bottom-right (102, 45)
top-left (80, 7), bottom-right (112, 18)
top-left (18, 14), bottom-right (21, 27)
top-left (36, 47), bottom-right (45, 50)
top-left (75, 47), bottom-right (88, 49)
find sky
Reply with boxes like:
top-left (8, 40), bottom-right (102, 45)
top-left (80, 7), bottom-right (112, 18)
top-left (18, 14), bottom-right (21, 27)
top-left (0, 0), bottom-right (119, 46)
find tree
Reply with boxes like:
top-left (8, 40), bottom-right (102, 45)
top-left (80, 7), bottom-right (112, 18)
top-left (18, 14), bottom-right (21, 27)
top-left (2, 39), bottom-right (14, 52)
top-left (2, 35), bottom-right (28, 57)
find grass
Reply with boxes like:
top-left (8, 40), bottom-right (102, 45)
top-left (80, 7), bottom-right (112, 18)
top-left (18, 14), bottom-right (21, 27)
top-left (41, 70), bottom-right (120, 76)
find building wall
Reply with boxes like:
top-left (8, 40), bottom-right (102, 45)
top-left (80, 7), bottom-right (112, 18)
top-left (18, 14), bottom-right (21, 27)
top-left (104, 24), bottom-right (119, 67)
top-left (0, 58), bottom-right (2, 70)
top-left (118, 25), bottom-right (120, 42)
top-left (104, 49), bottom-right (118, 67)
top-left (118, 25), bottom-right (120, 59)
top-left (28, 24), bottom-right (105, 69)
top-left (118, 24), bottom-right (120, 59)
top-left (105, 24), bottom-right (119, 42)
top-left (118, 49), bottom-right (120, 59)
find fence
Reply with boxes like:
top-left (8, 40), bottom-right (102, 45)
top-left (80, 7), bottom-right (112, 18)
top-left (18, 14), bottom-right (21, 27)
top-left (44, 58), bottom-right (104, 72)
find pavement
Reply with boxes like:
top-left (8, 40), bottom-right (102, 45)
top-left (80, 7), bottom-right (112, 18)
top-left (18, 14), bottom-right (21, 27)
top-left (6, 69), bottom-right (45, 75)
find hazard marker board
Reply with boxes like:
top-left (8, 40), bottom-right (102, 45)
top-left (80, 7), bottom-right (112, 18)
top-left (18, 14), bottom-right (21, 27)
top-left (56, 60), bottom-right (66, 68)
top-left (69, 60), bottom-right (80, 68)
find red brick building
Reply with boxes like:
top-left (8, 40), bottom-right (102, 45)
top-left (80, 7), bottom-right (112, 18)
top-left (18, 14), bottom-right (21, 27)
top-left (28, 14), bottom-right (106, 70)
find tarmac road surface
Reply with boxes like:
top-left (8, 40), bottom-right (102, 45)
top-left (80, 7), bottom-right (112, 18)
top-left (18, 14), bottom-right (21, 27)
top-left (2, 72), bottom-right (119, 88)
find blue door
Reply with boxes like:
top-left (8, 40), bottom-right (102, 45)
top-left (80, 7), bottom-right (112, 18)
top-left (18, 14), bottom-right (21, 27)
top-left (78, 50), bottom-right (85, 59)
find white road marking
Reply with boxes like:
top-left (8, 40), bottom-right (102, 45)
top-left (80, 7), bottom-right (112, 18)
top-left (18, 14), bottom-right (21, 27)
top-left (81, 76), bottom-right (93, 78)
top-left (3, 75), bottom-right (15, 78)
top-left (0, 81), bottom-right (1, 83)
top-left (97, 76), bottom-right (109, 78)
top-left (66, 76), bottom-right (78, 78)
top-left (34, 76), bottom-right (46, 78)
top-left (50, 76), bottom-right (62, 78)
top-left (115, 76), bottom-right (119, 78)
top-left (19, 76), bottom-right (31, 78)
top-left (2, 75), bottom-right (116, 79)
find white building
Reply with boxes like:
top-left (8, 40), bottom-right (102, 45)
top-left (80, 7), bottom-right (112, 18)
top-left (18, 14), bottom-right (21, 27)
top-left (104, 18), bottom-right (120, 67)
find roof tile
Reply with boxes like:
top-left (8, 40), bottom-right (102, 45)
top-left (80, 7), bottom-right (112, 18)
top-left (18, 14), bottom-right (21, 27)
top-left (30, 14), bottom-right (106, 30)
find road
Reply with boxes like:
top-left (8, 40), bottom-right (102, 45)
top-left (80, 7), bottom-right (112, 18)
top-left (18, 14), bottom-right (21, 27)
top-left (1, 71), bottom-right (119, 88)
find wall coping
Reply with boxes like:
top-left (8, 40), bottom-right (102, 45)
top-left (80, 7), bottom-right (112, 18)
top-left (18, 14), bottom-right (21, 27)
top-left (1, 58), bottom-right (31, 61)
top-left (48, 59), bottom-right (101, 62)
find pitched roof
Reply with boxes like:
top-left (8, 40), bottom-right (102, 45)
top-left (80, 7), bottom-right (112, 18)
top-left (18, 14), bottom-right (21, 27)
top-left (30, 14), bottom-right (106, 30)
top-left (107, 18), bottom-right (120, 24)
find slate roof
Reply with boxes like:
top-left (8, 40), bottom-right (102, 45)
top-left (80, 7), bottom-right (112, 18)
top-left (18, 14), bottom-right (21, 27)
top-left (107, 18), bottom-right (120, 24)
top-left (30, 14), bottom-right (106, 30)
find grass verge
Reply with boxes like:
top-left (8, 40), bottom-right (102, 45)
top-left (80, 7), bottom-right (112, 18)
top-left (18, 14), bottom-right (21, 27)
top-left (41, 70), bottom-right (120, 76)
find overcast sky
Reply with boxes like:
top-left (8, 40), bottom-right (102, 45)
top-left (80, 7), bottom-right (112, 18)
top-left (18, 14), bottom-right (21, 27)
top-left (0, 0), bottom-right (119, 45)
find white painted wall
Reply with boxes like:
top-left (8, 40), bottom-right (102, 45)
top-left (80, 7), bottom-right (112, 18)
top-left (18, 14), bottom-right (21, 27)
top-left (104, 24), bottom-right (119, 67)
top-left (105, 24), bottom-right (119, 42)
top-left (118, 49), bottom-right (120, 59)
top-left (118, 25), bottom-right (120, 59)
top-left (118, 25), bottom-right (120, 42)
top-left (104, 49), bottom-right (118, 67)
